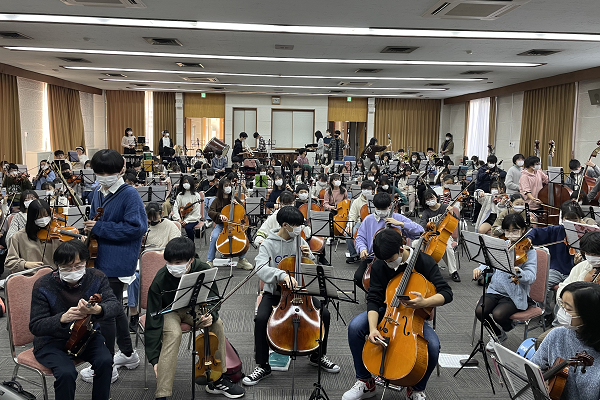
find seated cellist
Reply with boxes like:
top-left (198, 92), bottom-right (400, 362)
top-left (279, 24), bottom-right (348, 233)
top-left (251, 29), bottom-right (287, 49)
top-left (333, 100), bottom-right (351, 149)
top-left (343, 229), bottom-right (453, 400)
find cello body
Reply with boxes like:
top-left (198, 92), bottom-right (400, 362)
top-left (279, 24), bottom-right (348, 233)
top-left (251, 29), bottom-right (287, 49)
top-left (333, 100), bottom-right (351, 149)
top-left (216, 199), bottom-right (250, 257)
top-left (538, 184), bottom-right (571, 225)
top-left (333, 199), bottom-right (351, 236)
top-left (424, 212), bottom-right (458, 263)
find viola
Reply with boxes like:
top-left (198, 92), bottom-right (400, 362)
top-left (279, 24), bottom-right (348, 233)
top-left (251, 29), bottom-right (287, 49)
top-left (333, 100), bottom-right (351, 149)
top-left (65, 294), bottom-right (102, 357)
top-left (194, 309), bottom-right (223, 385)
top-left (86, 207), bottom-right (104, 269)
top-left (545, 352), bottom-right (594, 400)
top-left (215, 193), bottom-right (249, 257)
top-left (37, 213), bottom-right (82, 242)
top-left (179, 199), bottom-right (204, 219)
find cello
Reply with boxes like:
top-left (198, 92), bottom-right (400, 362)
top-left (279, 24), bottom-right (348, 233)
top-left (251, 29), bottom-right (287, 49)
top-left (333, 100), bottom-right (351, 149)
top-left (576, 140), bottom-right (600, 205)
top-left (216, 187), bottom-right (249, 258)
top-left (362, 236), bottom-right (437, 387)
top-left (538, 140), bottom-right (571, 225)
top-left (266, 234), bottom-right (323, 356)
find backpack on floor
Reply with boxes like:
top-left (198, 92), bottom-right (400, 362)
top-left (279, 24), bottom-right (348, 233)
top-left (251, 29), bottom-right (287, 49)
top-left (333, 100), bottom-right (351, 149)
top-left (224, 338), bottom-right (243, 383)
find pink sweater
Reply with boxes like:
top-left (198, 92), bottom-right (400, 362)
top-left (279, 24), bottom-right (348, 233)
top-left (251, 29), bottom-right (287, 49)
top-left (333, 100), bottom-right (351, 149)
top-left (323, 188), bottom-right (349, 210)
top-left (519, 169), bottom-right (548, 210)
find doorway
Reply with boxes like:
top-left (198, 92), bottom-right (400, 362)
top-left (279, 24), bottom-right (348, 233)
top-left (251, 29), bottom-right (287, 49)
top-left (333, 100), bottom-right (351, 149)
top-left (185, 117), bottom-right (224, 152)
top-left (328, 121), bottom-right (367, 157)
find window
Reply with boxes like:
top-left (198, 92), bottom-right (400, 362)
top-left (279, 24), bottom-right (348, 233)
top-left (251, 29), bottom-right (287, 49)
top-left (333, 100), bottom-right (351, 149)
top-left (466, 97), bottom-right (490, 160)
top-left (233, 108), bottom-right (257, 140)
top-left (271, 110), bottom-right (314, 148)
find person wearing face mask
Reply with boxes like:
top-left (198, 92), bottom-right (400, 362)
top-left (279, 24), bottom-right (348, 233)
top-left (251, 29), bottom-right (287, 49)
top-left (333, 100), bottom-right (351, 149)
top-left (475, 155), bottom-right (506, 194)
top-left (171, 175), bottom-right (203, 242)
top-left (397, 167), bottom-right (417, 216)
top-left (265, 173), bottom-right (286, 210)
top-left (294, 184), bottom-right (312, 207)
top-left (245, 206), bottom-right (340, 386)
top-left (255, 190), bottom-right (310, 247)
top-left (207, 178), bottom-right (252, 270)
top-left (475, 181), bottom-right (508, 234)
top-left (376, 175), bottom-right (407, 205)
top-left (5, 199), bottom-right (62, 273)
top-left (32, 160), bottom-right (56, 190)
top-left (519, 155), bottom-right (548, 213)
top-left (343, 229), bottom-right (452, 400)
top-left (121, 127), bottom-right (137, 155)
top-left (199, 167), bottom-right (219, 200)
top-left (361, 137), bottom-right (388, 162)
top-left (144, 237), bottom-right (244, 399)
top-left (505, 154), bottom-right (525, 194)
top-left (439, 132), bottom-right (454, 156)
top-left (311, 174), bottom-right (329, 202)
top-left (531, 282), bottom-right (600, 400)
top-left (232, 131), bottom-right (249, 163)
top-left (328, 129), bottom-right (346, 161)
top-left (5, 189), bottom-right (39, 246)
top-left (354, 193), bottom-right (424, 291)
top-left (253, 131), bottom-right (266, 153)
top-left (72, 146), bottom-right (89, 170)
top-left (346, 181), bottom-right (376, 264)
top-left (419, 189), bottom-right (461, 282)
top-left (472, 213), bottom-right (537, 352)
top-left (2, 163), bottom-right (33, 206)
top-left (158, 130), bottom-right (174, 158)
top-left (191, 150), bottom-right (207, 169)
top-left (491, 194), bottom-right (533, 237)
top-left (565, 158), bottom-right (600, 192)
top-left (80, 149), bottom-right (147, 382)
top-left (30, 240), bottom-right (121, 400)
top-left (323, 173), bottom-right (348, 211)
top-left (211, 149), bottom-right (228, 176)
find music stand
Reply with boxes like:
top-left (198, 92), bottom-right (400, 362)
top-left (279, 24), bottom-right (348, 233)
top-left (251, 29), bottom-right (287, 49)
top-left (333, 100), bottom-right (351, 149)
top-left (309, 211), bottom-right (334, 264)
top-left (170, 172), bottom-right (182, 187)
top-left (454, 231), bottom-right (516, 394)
top-left (68, 151), bottom-right (79, 163)
top-left (350, 184), bottom-right (362, 200)
top-left (493, 343), bottom-right (551, 400)
top-left (563, 220), bottom-right (600, 250)
top-left (149, 185), bottom-right (167, 203)
top-left (274, 166), bottom-right (282, 175)
top-left (255, 174), bottom-right (268, 188)
top-left (252, 187), bottom-right (267, 199)
top-left (65, 205), bottom-right (90, 231)
top-left (446, 184), bottom-right (463, 200)
top-left (341, 173), bottom-right (351, 185)
top-left (418, 160), bottom-right (429, 172)
top-left (135, 186), bottom-right (151, 203)
top-left (81, 169), bottom-right (96, 186)
top-left (449, 165), bottom-right (460, 176)
top-left (581, 205), bottom-right (600, 225)
top-left (298, 263), bottom-right (357, 400)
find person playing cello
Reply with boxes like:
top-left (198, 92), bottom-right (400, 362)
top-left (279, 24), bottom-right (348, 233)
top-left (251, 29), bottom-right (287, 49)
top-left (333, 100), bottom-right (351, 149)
top-left (343, 229), bottom-right (453, 400)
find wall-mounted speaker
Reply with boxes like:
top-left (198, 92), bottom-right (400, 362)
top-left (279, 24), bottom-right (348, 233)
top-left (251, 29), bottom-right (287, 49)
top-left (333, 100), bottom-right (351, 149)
top-left (588, 89), bottom-right (600, 105)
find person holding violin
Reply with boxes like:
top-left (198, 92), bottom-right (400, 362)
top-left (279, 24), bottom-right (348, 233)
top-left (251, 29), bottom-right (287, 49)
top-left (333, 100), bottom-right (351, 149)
top-left (475, 155), bottom-right (506, 193)
top-left (519, 155), bottom-right (548, 214)
top-left (491, 193), bottom-right (531, 237)
top-left (323, 173), bottom-right (348, 211)
top-left (172, 175), bottom-right (203, 242)
top-left (397, 168), bottom-right (416, 216)
top-left (5, 189), bottom-right (38, 246)
top-left (376, 175), bottom-right (407, 205)
top-left (53, 149), bottom-right (72, 169)
top-left (30, 240), bottom-right (121, 400)
top-left (475, 181), bottom-right (508, 234)
top-left (2, 163), bottom-right (33, 206)
top-left (145, 237), bottom-right (245, 399)
top-left (245, 206), bottom-right (340, 386)
top-left (368, 163), bottom-right (381, 183)
top-left (206, 178), bottom-right (253, 270)
top-left (531, 281), bottom-right (600, 400)
top-left (343, 229), bottom-right (453, 400)
top-left (346, 181), bottom-right (376, 264)
top-left (472, 213), bottom-right (537, 352)
top-left (355, 192), bottom-right (424, 291)
top-left (32, 160), bottom-right (55, 190)
top-left (420, 189), bottom-right (461, 282)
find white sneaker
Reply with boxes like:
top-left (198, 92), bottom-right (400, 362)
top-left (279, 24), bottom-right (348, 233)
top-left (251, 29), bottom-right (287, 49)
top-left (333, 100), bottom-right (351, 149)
top-left (342, 379), bottom-right (376, 400)
top-left (113, 350), bottom-right (140, 369)
top-left (407, 388), bottom-right (427, 400)
top-left (237, 258), bottom-right (253, 270)
top-left (205, 221), bottom-right (213, 228)
top-left (80, 365), bottom-right (118, 383)
top-left (0, 279), bottom-right (5, 289)
top-left (486, 330), bottom-right (507, 352)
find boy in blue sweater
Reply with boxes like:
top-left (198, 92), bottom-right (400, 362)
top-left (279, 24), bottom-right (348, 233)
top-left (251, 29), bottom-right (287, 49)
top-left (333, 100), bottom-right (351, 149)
top-left (81, 149), bottom-right (148, 383)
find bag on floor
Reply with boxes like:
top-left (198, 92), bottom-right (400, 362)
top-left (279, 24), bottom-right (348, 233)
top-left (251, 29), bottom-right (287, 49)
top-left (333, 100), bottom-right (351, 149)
top-left (224, 338), bottom-right (243, 383)
top-left (0, 381), bottom-right (36, 399)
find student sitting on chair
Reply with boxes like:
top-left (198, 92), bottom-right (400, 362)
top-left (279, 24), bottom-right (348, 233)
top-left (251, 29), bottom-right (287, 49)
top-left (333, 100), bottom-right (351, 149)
top-left (346, 181), bottom-right (375, 264)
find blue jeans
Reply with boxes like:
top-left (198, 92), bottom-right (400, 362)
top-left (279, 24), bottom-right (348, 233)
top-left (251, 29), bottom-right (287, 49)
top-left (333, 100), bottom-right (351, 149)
top-left (207, 223), bottom-right (247, 262)
top-left (347, 308), bottom-right (440, 392)
top-left (346, 222), bottom-right (361, 257)
top-left (204, 197), bottom-right (216, 221)
top-left (126, 272), bottom-right (139, 308)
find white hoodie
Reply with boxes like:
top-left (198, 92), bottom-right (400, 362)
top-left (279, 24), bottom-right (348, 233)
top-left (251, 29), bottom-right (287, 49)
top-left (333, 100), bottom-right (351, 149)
top-left (254, 228), bottom-right (315, 295)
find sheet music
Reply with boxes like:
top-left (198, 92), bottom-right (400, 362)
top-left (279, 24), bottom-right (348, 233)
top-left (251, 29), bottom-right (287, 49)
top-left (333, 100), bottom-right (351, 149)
top-left (563, 220), bottom-right (600, 250)
top-left (462, 231), bottom-right (514, 274)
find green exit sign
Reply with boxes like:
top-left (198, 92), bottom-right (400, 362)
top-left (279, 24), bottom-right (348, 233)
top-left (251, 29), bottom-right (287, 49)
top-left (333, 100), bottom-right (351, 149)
top-left (347, 96), bottom-right (352, 102)
top-left (201, 93), bottom-right (206, 98)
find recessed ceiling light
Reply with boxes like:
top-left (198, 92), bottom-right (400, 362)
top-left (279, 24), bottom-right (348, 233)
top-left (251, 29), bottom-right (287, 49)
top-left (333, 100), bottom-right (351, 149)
top-left (6, 46), bottom-right (542, 67)
top-left (1, 13), bottom-right (600, 42)
top-left (101, 78), bottom-right (449, 91)
top-left (62, 66), bottom-right (486, 81)
top-left (123, 87), bottom-right (423, 97)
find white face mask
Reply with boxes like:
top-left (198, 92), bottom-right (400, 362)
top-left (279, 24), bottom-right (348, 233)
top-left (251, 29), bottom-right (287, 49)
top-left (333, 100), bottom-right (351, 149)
top-left (516, 160), bottom-right (524, 167)
top-left (488, 163), bottom-right (496, 168)
top-left (196, 153), bottom-right (202, 157)
top-left (362, 189), bottom-right (372, 198)
top-left (333, 180), bottom-right (342, 187)
top-left (166, 133), bottom-right (169, 137)
top-left (10, 171), bottom-right (17, 177)
top-left (275, 179), bottom-right (283, 187)
top-left (45, 190), bottom-right (53, 196)
top-left (24, 199), bottom-right (34, 208)
top-left (534, 164), bottom-right (542, 170)
top-left (556, 306), bottom-right (581, 330)
top-left (505, 232), bottom-right (522, 243)
top-left (286, 225), bottom-right (303, 238)
top-left (446, 136), bottom-right (451, 140)
top-left (207, 175), bottom-right (215, 180)
top-left (412, 157), bottom-right (417, 161)
top-left (97, 174), bottom-right (120, 188)
top-left (42, 165), bottom-right (49, 170)
top-left (381, 184), bottom-right (389, 190)
top-left (60, 267), bottom-right (86, 284)
top-left (224, 186), bottom-right (232, 194)
top-left (491, 189), bottom-right (499, 195)
top-left (512, 205), bottom-right (525, 212)
top-left (385, 253), bottom-right (404, 270)
top-left (368, 176), bottom-right (375, 181)
top-left (35, 216), bottom-right (51, 228)
top-left (573, 168), bottom-right (582, 174)
top-left (585, 254), bottom-right (600, 266)
top-left (166, 261), bottom-right (190, 278)
top-left (182, 182), bottom-right (191, 190)
top-left (426, 199), bottom-right (437, 207)
top-left (298, 193), bottom-right (309, 201)
top-left (318, 181), bottom-right (327, 187)
top-left (375, 209), bottom-right (389, 219)
top-left (260, 171), bottom-right (267, 176)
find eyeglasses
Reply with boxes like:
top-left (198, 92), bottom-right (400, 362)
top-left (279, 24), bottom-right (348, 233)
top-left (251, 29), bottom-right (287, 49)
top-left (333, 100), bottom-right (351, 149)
top-left (58, 263), bottom-right (87, 272)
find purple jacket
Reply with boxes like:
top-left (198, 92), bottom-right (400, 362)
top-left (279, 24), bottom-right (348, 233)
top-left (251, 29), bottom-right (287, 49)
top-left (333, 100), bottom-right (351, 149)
top-left (355, 213), bottom-right (424, 255)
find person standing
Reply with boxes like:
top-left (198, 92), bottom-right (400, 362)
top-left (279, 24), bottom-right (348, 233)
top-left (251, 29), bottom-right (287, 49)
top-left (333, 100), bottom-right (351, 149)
top-left (253, 131), bottom-right (266, 152)
top-left (122, 128), bottom-right (137, 155)
top-left (232, 132), bottom-right (249, 163)
top-left (505, 153), bottom-right (525, 194)
top-left (361, 137), bottom-right (387, 163)
top-left (439, 133), bottom-right (454, 156)
top-left (158, 130), bottom-right (174, 158)
top-left (315, 130), bottom-right (325, 164)
top-left (519, 155), bottom-right (548, 213)
top-left (329, 130), bottom-right (346, 161)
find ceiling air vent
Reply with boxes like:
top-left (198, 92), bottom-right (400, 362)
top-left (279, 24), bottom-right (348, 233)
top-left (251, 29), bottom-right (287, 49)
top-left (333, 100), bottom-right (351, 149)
top-left (275, 44), bottom-right (294, 50)
top-left (143, 37), bottom-right (183, 46)
top-left (61, 0), bottom-right (146, 8)
top-left (338, 81), bottom-right (372, 87)
top-left (0, 32), bottom-right (32, 40)
top-left (329, 90), bottom-right (346, 94)
top-left (57, 57), bottom-right (91, 63)
top-left (211, 87), bottom-right (225, 90)
top-left (175, 62), bottom-right (204, 68)
top-left (460, 70), bottom-right (492, 75)
top-left (425, 83), bottom-right (448, 86)
top-left (381, 46), bottom-right (418, 54)
top-left (517, 49), bottom-right (561, 56)
top-left (133, 83), bottom-right (148, 87)
top-left (423, 0), bottom-right (530, 20)
top-left (182, 77), bottom-right (219, 83)
top-left (400, 91), bottom-right (420, 95)
top-left (355, 69), bottom-right (382, 73)
top-left (104, 73), bottom-right (127, 77)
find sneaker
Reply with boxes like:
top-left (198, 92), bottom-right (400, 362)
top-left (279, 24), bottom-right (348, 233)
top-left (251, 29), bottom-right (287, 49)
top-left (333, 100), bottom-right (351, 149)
top-left (129, 314), bottom-right (139, 333)
top-left (407, 388), bottom-right (427, 400)
top-left (80, 364), bottom-right (118, 383)
top-left (242, 365), bottom-right (271, 386)
top-left (342, 379), bottom-right (376, 400)
top-left (207, 261), bottom-right (213, 268)
top-left (205, 376), bottom-right (245, 398)
top-left (308, 355), bottom-right (340, 373)
top-left (113, 350), bottom-right (140, 369)
top-left (0, 279), bottom-right (5, 289)
top-left (346, 256), bottom-right (359, 264)
top-left (451, 272), bottom-right (461, 282)
top-left (205, 221), bottom-right (213, 228)
top-left (237, 258), bottom-right (253, 270)
top-left (486, 330), bottom-right (507, 352)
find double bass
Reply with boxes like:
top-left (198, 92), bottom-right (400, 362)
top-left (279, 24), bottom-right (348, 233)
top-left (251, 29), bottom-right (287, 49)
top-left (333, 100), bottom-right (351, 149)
top-left (538, 140), bottom-right (571, 225)
top-left (576, 140), bottom-right (600, 205)
top-left (216, 189), bottom-right (249, 257)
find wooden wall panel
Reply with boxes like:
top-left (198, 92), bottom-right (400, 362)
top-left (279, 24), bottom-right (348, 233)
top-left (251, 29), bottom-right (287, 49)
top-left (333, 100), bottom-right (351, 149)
top-left (184, 93), bottom-right (225, 118)
top-left (328, 97), bottom-right (368, 122)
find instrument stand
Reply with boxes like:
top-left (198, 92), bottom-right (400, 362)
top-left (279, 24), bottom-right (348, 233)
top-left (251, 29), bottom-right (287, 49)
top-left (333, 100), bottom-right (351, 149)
top-left (454, 233), bottom-right (518, 394)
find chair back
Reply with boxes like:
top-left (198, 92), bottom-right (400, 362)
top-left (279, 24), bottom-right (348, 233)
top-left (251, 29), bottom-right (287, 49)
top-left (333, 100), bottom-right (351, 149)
top-left (343, 156), bottom-right (356, 162)
top-left (139, 248), bottom-right (166, 310)
top-left (530, 247), bottom-right (550, 305)
top-left (5, 267), bottom-right (53, 350)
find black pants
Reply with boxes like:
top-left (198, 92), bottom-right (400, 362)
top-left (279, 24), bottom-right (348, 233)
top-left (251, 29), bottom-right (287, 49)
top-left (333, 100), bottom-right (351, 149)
top-left (124, 147), bottom-right (136, 154)
top-left (354, 259), bottom-right (372, 293)
top-left (475, 293), bottom-right (521, 335)
top-left (100, 278), bottom-right (134, 357)
top-left (255, 293), bottom-right (330, 366)
top-left (35, 333), bottom-right (113, 400)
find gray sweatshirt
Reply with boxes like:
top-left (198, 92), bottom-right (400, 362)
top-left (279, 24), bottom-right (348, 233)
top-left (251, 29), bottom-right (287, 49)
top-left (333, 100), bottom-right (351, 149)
top-left (505, 165), bottom-right (522, 194)
top-left (254, 229), bottom-right (315, 295)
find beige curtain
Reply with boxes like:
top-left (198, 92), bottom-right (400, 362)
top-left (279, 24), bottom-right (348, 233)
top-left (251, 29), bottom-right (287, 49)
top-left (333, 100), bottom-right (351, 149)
top-left (328, 97), bottom-right (368, 122)
top-left (0, 73), bottom-right (22, 164)
top-left (106, 90), bottom-right (145, 152)
top-left (488, 96), bottom-right (497, 145)
top-left (153, 92), bottom-right (176, 152)
top-left (47, 84), bottom-right (85, 152)
top-left (519, 83), bottom-right (576, 169)
top-left (374, 98), bottom-right (441, 154)
top-left (183, 93), bottom-right (225, 118)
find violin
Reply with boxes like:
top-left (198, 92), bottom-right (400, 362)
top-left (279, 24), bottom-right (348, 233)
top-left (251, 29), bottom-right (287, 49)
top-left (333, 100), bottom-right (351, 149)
top-left (492, 194), bottom-right (510, 205)
top-left (86, 208), bottom-right (104, 269)
top-left (37, 213), bottom-right (82, 242)
top-left (194, 307), bottom-right (223, 385)
top-left (179, 199), bottom-right (204, 219)
top-left (67, 175), bottom-right (82, 185)
top-left (215, 192), bottom-right (249, 257)
top-left (545, 352), bottom-right (594, 400)
top-left (583, 267), bottom-right (600, 284)
top-left (65, 294), bottom-right (102, 356)
top-left (13, 172), bottom-right (30, 184)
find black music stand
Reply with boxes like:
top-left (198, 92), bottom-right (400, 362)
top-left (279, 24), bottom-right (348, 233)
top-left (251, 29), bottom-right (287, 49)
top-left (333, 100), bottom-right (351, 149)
top-left (454, 231), bottom-right (517, 395)
top-left (245, 197), bottom-right (267, 247)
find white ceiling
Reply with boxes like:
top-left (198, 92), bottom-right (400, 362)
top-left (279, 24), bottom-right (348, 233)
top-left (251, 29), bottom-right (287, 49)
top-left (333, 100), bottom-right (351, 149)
top-left (2, 0), bottom-right (600, 98)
